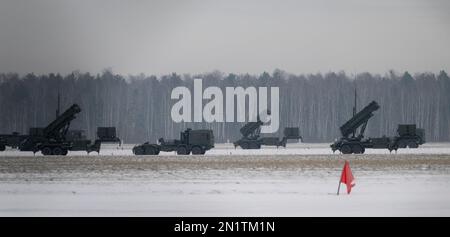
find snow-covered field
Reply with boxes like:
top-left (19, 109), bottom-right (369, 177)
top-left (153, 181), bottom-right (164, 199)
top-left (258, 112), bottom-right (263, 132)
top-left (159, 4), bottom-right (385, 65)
top-left (1, 143), bottom-right (450, 216)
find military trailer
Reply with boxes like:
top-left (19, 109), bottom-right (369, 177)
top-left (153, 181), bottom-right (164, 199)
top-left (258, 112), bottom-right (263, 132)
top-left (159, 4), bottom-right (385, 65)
top-left (64, 129), bottom-right (102, 153)
top-left (66, 127), bottom-right (122, 153)
top-left (393, 124), bottom-right (425, 148)
top-left (65, 130), bottom-right (92, 151)
top-left (11, 103), bottom-right (122, 155)
top-left (133, 128), bottom-right (215, 155)
top-left (365, 124), bottom-right (425, 151)
top-left (233, 116), bottom-right (302, 149)
top-left (23, 127), bottom-right (97, 153)
top-left (331, 99), bottom-right (426, 154)
top-left (368, 136), bottom-right (392, 149)
top-left (97, 127), bottom-right (121, 143)
top-left (282, 127), bottom-right (302, 144)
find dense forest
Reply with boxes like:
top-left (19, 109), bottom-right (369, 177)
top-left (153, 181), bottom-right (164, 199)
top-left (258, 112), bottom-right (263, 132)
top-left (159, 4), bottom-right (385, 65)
top-left (0, 70), bottom-right (449, 143)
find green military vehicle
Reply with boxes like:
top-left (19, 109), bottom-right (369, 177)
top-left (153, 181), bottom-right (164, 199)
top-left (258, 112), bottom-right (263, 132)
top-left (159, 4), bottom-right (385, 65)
top-left (330, 99), bottom-right (426, 154)
top-left (133, 128), bottom-right (215, 155)
top-left (233, 116), bottom-right (301, 149)
top-left (0, 132), bottom-right (28, 151)
top-left (366, 124), bottom-right (425, 152)
top-left (393, 124), bottom-right (425, 149)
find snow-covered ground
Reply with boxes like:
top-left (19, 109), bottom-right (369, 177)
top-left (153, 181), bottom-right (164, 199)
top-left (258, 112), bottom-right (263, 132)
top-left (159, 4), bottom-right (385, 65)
top-left (1, 150), bottom-right (450, 216)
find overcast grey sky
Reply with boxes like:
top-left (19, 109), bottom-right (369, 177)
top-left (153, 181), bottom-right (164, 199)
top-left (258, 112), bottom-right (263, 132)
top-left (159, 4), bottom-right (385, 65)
top-left (0, 0), bottom-right (449, 75)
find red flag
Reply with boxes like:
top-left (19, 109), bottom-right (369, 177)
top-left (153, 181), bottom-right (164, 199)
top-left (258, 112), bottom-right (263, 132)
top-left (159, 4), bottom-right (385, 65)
top-left (339, 160), bottom-right (355, 194)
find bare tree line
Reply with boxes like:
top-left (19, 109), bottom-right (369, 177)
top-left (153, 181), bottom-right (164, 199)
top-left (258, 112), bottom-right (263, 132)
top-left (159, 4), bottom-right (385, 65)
top-left (0, 70), bottom-right (449, 143)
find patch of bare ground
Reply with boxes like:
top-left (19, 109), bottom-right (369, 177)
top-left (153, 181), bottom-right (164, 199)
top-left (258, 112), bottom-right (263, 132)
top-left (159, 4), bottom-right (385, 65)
top-left (0, 154), bottom-right (449, 174)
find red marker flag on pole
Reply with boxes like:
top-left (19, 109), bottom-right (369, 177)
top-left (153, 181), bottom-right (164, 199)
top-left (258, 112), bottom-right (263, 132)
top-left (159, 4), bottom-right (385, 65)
top-left (337, 160), bottom-right (355, 195)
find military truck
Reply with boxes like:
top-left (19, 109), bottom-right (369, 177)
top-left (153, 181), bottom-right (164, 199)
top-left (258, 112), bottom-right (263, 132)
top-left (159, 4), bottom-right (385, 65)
top-left (133, 128), bottom-right (214, 155)
top-left (0, 132), bottom-right (28, 151)
top-left (233, 116), bottom-right (301, 149)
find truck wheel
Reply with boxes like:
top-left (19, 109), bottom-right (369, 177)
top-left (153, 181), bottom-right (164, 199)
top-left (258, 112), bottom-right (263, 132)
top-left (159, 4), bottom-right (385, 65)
top-left (62, 149), bottom-right (68, 156)
top-left (177, 146), bottom-right (188, 155)
top-left (391, 143), bottom-right (398, 152)
top-left (191, 146), bottom-right (203, 155)
top-left (133, 146), bottom-right (144, 155)
top-left (41, 147), bottom-right (52, 156)
top-left (341, 144), bottom-right (352, 154)
top-left (408, 142), bottom-right (418, 148)
top-left (352, 144), bottom-right (363, 154)
top-left (0, 144), bottom-right (5, 151)
top-left (250, 143), bottom-right (260, 149)
top-left (145, 146), bottom-right (157, 155)
top-left (241, 142), bottom-right (249, 149)
top-left (52, 147), bottom-right (63, 156)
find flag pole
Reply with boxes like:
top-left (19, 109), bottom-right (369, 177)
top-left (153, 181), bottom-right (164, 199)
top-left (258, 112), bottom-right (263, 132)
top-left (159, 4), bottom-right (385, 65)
top-left (337, 160), bottom-right (345, 195)
top-left (337, 180), bottom-right (341, 195)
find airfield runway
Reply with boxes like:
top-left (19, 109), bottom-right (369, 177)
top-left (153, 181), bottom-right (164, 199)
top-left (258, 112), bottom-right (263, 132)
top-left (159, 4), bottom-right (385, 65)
top-left (1, 143), bottom-right (450, 216)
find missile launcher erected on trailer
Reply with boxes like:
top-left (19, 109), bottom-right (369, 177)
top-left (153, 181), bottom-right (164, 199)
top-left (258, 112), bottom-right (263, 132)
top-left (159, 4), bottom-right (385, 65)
top-left (233, 116), bottom-right (302, 149)
top-left (330, 99), bottom-right (426, 154)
